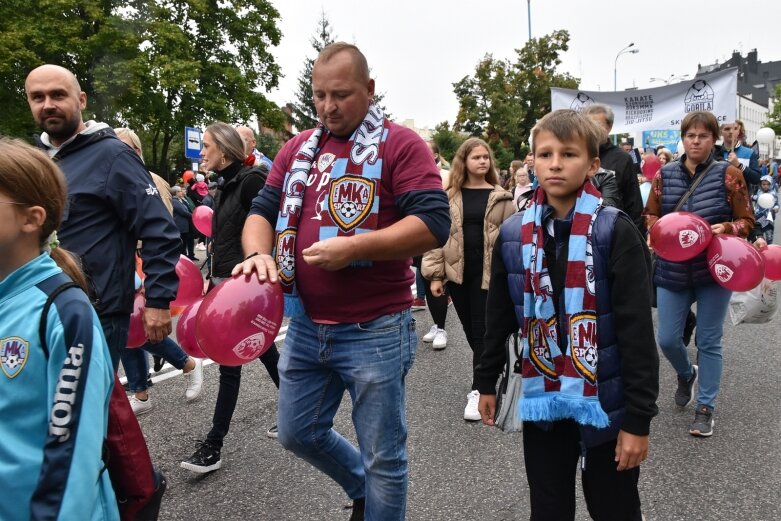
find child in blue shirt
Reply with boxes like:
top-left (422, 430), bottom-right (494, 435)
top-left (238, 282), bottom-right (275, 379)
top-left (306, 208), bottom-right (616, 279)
top-left (752, 175), bottom-right (779, 243)
top-left (0, 138), bottom-right (118, 521)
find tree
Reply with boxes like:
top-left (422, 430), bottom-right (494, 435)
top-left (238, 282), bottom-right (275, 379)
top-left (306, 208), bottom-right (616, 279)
top-left (0, 0), bottom-right (286, 180)
top-left (431, 121), bottom-right (466, 163)
top-left (765, 83), bottom-right (781, 137)
top-left (452, 30), bottom-right (578, 168)
top-left (288, 11), bottom-right (335, 132)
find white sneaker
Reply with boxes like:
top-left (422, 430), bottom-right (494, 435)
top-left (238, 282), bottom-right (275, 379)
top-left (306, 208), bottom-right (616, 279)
top-left (422, 325), bottom-right (438, 342)
top-left (432, 329), bottom-right (447, 350)
top-left (464, 390), bottom-right (481, 421)
top-left (129, 395), bottom-right (153, 416)
top-left (185, 358), bottom-right (204, 402)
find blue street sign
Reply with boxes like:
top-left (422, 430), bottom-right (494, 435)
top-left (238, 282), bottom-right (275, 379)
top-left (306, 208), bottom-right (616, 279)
top-left (185, 127), bottom-right (202, 159)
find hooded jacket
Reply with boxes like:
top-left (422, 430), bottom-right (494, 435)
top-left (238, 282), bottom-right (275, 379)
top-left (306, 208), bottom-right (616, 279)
top-left (38, 124), bottom-right (180, 315)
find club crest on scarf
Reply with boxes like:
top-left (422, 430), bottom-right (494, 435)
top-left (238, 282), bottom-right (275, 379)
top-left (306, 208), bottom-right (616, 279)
top-left (276, 229), bottom-right (296, 285)
top-left (1, 337), bottom-right (29, 378)
top-left (527, 318), bottom-right (559, 379)
top-left (569, 312), bottom-right (598, 384)
top-left (329, 175), bottom-right (376, 232)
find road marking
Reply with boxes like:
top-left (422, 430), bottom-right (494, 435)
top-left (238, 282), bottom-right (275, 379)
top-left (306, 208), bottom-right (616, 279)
top-left (119, 326), bottom-right (288, 386)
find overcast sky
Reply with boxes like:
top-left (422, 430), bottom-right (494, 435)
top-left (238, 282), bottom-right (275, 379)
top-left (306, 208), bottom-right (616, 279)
top-left (265, 0), bottom-right (780, 129)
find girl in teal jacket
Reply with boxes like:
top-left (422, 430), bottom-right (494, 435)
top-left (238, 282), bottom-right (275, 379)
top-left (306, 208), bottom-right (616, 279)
top-left (0, 138), bottom-right (118, 521)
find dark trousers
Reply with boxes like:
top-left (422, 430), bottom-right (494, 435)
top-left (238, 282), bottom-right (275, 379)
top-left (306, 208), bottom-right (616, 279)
top-left (180, 232), bottom-right (195, 259)
top-left (412, 255), bottom-right (448, 329)
top-left (447, 274), bottom-right (487, 389)
top-left (206, 344), bottom-right (281, 448)
top-left (99, 313), bottom-right (130, 372)
top-left (523, 421), bottom-right (643, 521)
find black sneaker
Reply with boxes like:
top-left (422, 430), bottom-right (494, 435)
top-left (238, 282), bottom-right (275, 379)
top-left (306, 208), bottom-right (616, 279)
top-left (180, 441), bottom-right (222, 474)
top-left (689, 404), bottom-right (714, 437)
top-left (134, 470), bottom-right (167, 521)
top-left (348, 497), bottom-right (365, 521)
top-left (152, 355), bottom-right (165, 372)
top-left (674, 365), bottom-right (698, 407)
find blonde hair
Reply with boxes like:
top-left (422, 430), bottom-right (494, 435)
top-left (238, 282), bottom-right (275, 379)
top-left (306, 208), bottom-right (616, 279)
top-left (0, 138), bottom-right (88, 291)
top-left (447, 138), bottom-right (499, 198)
top-left (114, 127), bottom-right (144, 164)
top-left (205, 122), bottom-right (246, 167)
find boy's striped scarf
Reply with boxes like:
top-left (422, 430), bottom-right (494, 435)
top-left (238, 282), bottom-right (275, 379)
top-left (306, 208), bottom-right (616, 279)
top-left (518, 181), bottom-right (609, 428)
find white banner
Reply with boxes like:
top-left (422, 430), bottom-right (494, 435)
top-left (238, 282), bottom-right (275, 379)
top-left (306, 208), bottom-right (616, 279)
top-left (551, 68), bottom-right (738, 134)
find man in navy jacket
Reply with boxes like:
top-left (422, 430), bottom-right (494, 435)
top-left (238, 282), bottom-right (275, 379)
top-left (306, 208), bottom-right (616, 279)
top-left (25, 64), bottom-right (180, 369)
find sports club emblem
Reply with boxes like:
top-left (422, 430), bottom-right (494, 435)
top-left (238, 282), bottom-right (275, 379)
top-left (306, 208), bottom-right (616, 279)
top-left (527, 318), bottom-right (558, 380)
top-left (684, 79), bottom-right (715, 113)
top-left (713, 263), bottom-right (734, 284)
top-left (275, 229), bottom-right (296, 285)
top-left (1, 337), bottom-right (30, 378)
top-left (232, 333), bottom-right (266, 361)
top-left (317, 153), bottom-right (336, 172)
top-left (569, 312), bottom-right (598, 385)
top-left (679, 229), bottom-right (700, 249)
top-left (328, 175), bottom-right (376, 232)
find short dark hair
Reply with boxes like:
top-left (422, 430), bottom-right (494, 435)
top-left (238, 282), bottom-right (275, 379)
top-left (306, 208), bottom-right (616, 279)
top-left (681, 111), bottom-right (720, 140)
top-left (531, 109), bottom-right (602, 159)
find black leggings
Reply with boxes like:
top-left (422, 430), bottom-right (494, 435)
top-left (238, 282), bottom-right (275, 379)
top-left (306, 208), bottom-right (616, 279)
top-left (447, 275), bottom-right (486, 389)
top-left (206, 344), bottom-right (280, 448)
top-left (412, 256), bottom-right (448, 329)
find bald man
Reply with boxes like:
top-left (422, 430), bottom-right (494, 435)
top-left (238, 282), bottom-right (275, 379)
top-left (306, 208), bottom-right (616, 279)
top-left (25, 64), bottom-right (180, 367)
top-left (236, 125), bottom-right (273, 171)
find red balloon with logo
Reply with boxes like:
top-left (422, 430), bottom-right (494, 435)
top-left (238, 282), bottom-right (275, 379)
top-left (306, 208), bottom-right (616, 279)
top-left (171, 255), bottom-right (204, 307)
top-left (761, 244), bottom-right (781, 281)
top-left (192, 206), bottom-right (213, 237)
top-left (649, 211), bottom-right (713, 262)
top-left (706, 235), bottom-right (765, 291)
top-left (195, 275), bottom-right (283, 366)
top-left (126, 293), bottom-right (147, 348)
top-left (176, 299), bottom-right (206, 358)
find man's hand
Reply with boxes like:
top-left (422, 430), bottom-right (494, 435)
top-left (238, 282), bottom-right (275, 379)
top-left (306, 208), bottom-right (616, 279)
top-left (478, 394), bottom-right (497, 426)
top-left (614, 430), bottom-right (649, 471)
top-left (144, 307), bottom-right (172, 343)
top-left (231, 253), bottom-right (278, 283)
top-left (727, 152), bottom-right (740, 168)
top-left (302, 237), bottom-right (355, 271)
top-left (754, 237), bottom-right (768, 250)
top-left (430, 280), bottom-right (445, 297)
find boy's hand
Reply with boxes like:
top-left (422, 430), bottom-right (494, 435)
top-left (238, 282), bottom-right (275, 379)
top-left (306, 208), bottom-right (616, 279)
top-left (478, 394), bottom-right (496, 426)
top-left (615, 430), bottom-right (648, 471)
top-left (430, 280), bottom-right (444, 297)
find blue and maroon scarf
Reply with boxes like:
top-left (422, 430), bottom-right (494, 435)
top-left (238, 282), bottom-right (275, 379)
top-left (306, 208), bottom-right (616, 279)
top-left (518, 181), bottom-right (609, 428)
top-left (274, 103), bottom-right (388, 316)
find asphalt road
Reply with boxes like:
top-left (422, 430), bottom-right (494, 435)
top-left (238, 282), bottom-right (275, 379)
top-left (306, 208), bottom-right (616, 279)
top-left (133, 288), bottom-right (781, 521)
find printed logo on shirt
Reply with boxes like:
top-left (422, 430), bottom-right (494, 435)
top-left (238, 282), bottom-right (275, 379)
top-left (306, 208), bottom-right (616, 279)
top-left (328, 175), bottom-right (376, 232)
top-left (569, 312), bottom-right (598, 385)
top-left (317, 153), bottom-right (336, 172)
top-left (145, 183), bottom-right (159, 196)
top-left (1, 336), bottom-right (30, 379)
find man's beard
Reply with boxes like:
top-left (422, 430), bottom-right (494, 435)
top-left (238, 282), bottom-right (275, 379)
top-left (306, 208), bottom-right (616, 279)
top-left (39, 113), bottom-right (81, 143)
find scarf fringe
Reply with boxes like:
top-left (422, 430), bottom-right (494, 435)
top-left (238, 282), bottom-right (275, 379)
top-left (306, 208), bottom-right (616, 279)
top-left (519, 394), bottom-right (610, 429)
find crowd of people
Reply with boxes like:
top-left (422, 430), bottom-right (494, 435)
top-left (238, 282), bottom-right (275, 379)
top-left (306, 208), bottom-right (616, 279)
top-left (0, 41), bottom-right (776, 521)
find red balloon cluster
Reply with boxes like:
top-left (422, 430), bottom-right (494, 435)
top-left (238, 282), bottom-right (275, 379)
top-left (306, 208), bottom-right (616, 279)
top-left (176, 300), bottom-right (206, 358)
top-left (759, 244), bottom-right (781, 281)
top-left (650, 212), bottom-right (713, 262)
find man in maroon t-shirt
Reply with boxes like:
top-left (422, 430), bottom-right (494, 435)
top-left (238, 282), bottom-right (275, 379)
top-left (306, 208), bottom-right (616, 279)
top-left (235, 43), bottom-right (450, 520)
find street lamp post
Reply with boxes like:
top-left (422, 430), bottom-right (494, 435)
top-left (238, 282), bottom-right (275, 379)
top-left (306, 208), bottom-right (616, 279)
top-left (527, 0), bottom-right (531, 41)
top-left (614, 43), bottom-right (639, 91)
top-left (650, 74), bottom-right (690, 85)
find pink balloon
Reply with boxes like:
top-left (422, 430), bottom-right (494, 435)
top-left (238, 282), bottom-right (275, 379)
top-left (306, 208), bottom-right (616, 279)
top-left (176, 299), bottom-right (206, 358)
top-left (706, 235), bottom-right (765, 291)
top-left (126, 293), bottom-right (147, 348)
top-left (171, 255), bottom-right (204, 307)
top-left (192, 206), bottom-right (213, 237)
top-left (761, 244), bottom-right (781, 281)
top-left (650, 212), bottom-right (713, 262)
top-left (195, 275), bottom-right (283, 366)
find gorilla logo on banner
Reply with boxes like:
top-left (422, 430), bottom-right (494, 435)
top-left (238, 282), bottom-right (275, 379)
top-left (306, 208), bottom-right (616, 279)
top-left (684, 80), bottom-right (715, 113)
top-left (569, 92), bottom-right (595, 112)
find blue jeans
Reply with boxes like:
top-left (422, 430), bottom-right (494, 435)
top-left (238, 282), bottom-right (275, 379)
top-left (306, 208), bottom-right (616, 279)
top-left (656, 283), bottom-right (731, 409)
top-left (277, 310), bottom-right (417, 521)
top-left (120, 337), bottom-right (190, 393)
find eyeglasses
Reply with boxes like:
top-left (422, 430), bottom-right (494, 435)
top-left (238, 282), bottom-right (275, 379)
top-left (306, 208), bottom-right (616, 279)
top-left (684, 133), bottom-right (712, 141)
top-left (0, 201), bottom-right (26, 206)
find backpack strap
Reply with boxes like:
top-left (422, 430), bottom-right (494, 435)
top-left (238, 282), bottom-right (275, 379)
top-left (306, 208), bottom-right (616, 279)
top-left (38, 282), bottom-right (81, 360)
